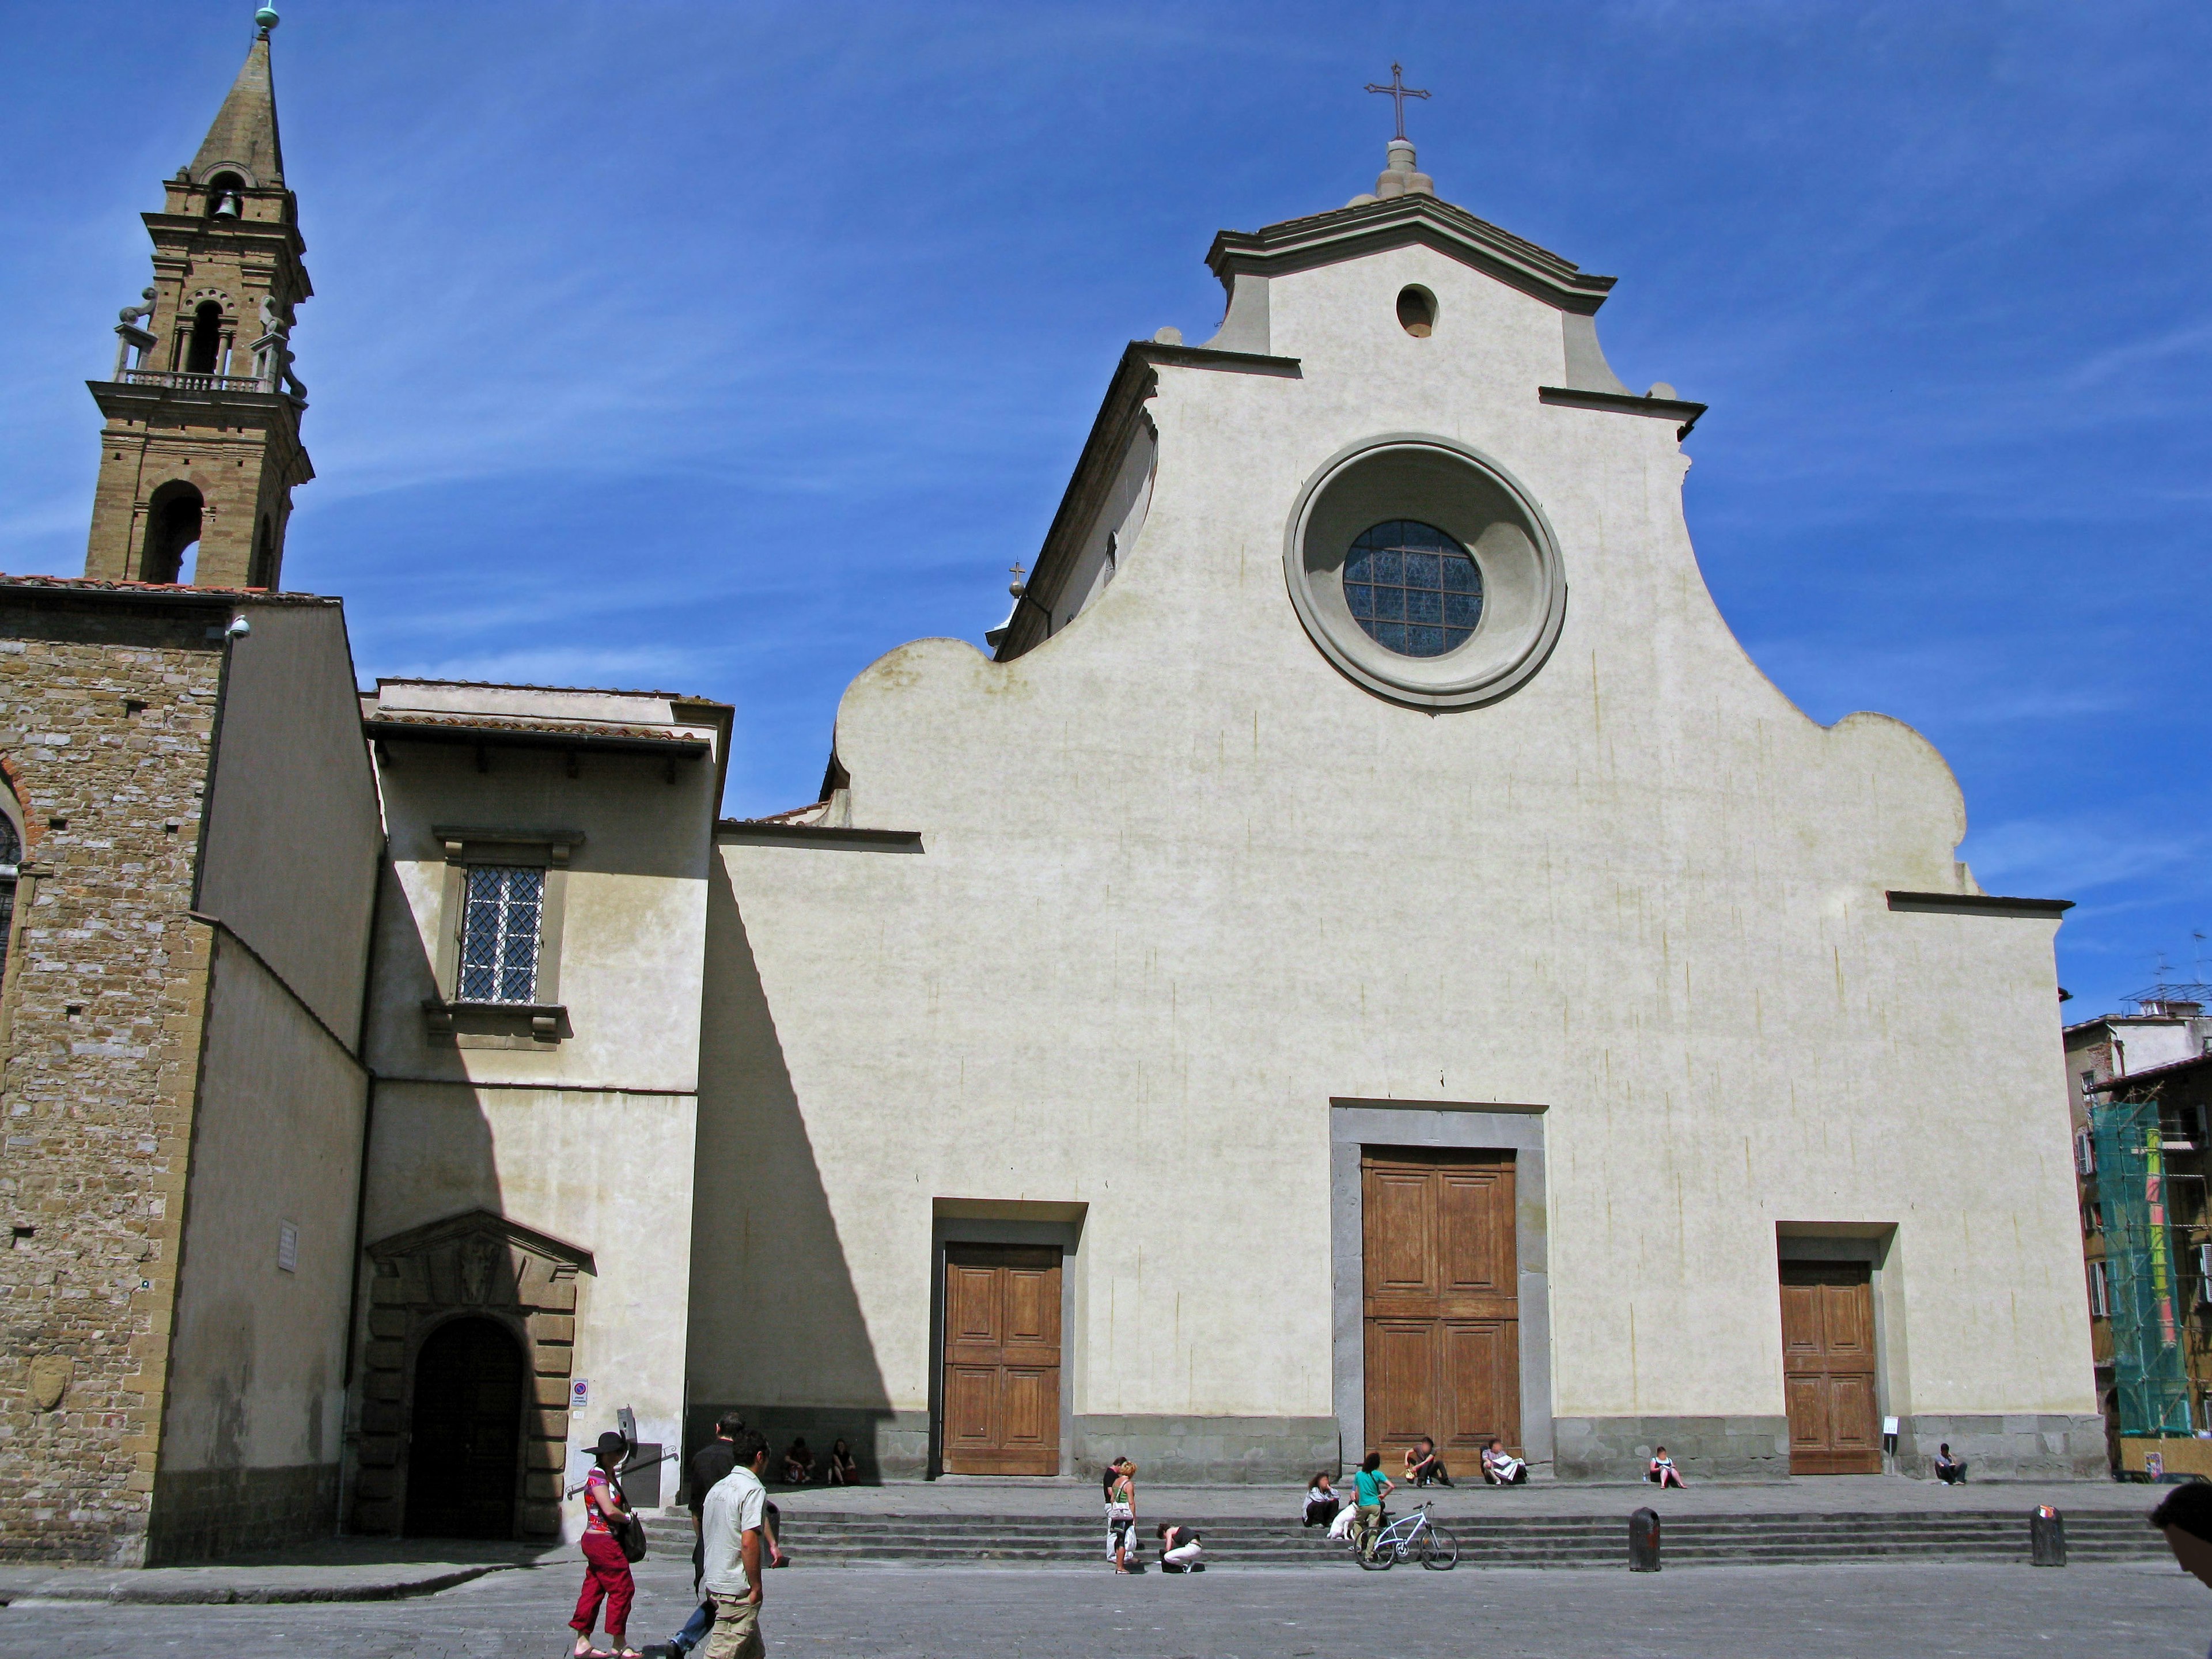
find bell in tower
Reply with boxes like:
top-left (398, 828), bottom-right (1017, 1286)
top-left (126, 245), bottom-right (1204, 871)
top-left (82, 6), bottom-right (313, 589)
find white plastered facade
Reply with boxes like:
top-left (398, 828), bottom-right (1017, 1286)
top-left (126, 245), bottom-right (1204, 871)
top-left (694, 176), bottom-right (2101, 1482)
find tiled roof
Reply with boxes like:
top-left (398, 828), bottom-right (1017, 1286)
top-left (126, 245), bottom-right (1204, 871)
top-left (2088, 1052), bottom-right (2212, 1093)
top-left (0, 573), bottom-right (336, 605)
top-left (362, 709), bottom-right (709, 746)
top-left (374, 675), bottom-right (723, 704)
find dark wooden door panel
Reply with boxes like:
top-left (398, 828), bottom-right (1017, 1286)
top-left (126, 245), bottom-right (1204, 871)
top-left (1779, 1262), bottom-right (1881, 1475)
top-left (1369, 1172), bottom-right (1435, 1294)
top-left (1439, 1172), bottom-right (1511, 1297)
top-left (1440, 1319), bottom-right (1514, 1455)
top-left (942, 1244), bottom-right (1062, 1476)
top-left (1363, 1149), bottom-right (1520, 1467)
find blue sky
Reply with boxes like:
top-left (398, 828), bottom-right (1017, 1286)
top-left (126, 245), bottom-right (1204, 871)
top-left (1, 2), bottom-right (2206, 1016)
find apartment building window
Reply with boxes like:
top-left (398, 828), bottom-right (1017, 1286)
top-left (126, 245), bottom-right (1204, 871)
top-left (2075, 1128), bottom-right (2096, 1176)
top-left (2088, 1258), bottom-right (2111, 1319)
top-left (459, 865), bottom-right (544, 1004)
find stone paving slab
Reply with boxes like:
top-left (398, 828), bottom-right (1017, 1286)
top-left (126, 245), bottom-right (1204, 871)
top-left (757, 1474), bottom-right (2171, 1521)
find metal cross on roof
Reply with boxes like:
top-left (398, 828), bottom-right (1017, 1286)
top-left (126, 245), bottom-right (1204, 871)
top-left (1365, 62), bottom-right (1430, 141)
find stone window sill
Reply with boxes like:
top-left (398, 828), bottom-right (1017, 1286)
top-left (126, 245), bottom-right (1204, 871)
top-left (422, 997), bottom-right (569, 1050)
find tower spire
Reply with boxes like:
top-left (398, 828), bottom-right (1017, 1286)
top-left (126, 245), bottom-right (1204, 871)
top-left (81, 7), bottom-right (313, 590)
top-left (190, 11), bottom-right (286, 191)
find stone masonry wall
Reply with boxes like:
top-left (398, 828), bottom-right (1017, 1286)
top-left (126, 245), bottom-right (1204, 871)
top-left (0, 599), bottom-right (223, 1564)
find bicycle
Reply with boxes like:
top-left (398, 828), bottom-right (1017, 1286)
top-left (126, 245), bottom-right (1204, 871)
top-left (1352, 1501), bottom-right (1459, 1570)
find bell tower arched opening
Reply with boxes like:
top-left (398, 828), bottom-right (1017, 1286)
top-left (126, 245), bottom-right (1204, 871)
top-left (184, 302), bottom-right (224, 376)
top-left (140, 483), bottom-right (204, 585)
top-left (204, 171), bottom-right (246, 219)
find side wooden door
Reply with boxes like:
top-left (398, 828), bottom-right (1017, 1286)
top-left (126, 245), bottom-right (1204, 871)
top-left (1362, 1147), bottom-right (1520, 1471)
top-left (1779, 1262), bottom-right (1881, 1475)
top-left (941, 1243), bottom-right (1062, 1475)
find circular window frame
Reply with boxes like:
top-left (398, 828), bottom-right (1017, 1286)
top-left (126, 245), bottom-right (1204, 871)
top-left (1281, 433), bottom-right (1567, 709)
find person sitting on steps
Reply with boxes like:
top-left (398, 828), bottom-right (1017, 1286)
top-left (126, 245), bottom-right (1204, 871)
top-left (1156, 1522), bottom-right (1205, 1572)
top-left (1303, 1471), bottom-right (1341, 1527)
top-left (1481, 1437), bottom-right (1528, 1486)
top-left (826, 1437), bottom-right (861, 1486)
top-left (1403, 1436), bottom-right (1452, 1488)
top-left (1649, 1446), bottom-right (1685, 1489)
top-left (1934, 1443), bottom-right (1967, 1484)
top-left (781, 1437), bottom-right (815, 1486)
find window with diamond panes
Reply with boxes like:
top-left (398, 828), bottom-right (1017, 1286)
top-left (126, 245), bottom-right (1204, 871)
top-left (1342, 519), bottom-right (1482, 657)
top-left (459, 865), bottom-right (544, 1004)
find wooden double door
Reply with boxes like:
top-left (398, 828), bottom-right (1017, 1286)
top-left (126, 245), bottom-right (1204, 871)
top-left (1779, 1262), bottom-right (1881, 1475)
top-left (1362, 1147), bottom-right (1521, 1468)
top-left (941, 1243), bottom-right (1062, 1475)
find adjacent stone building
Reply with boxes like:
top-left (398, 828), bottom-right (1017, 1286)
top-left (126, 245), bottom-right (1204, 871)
top-left (0, 17), bottom-right (380, 1565)
top-left (0, 580), bottom-right (379, 1563)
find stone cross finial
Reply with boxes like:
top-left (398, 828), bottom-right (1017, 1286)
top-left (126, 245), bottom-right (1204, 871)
top-left (1364, 62), bottom-right (1430, 141)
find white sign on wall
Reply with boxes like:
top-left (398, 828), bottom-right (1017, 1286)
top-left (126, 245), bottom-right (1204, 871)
top-left (276, 1221), bottom-right (298, 1274)
top-left (571, 1378), bottom-right (590, 1410)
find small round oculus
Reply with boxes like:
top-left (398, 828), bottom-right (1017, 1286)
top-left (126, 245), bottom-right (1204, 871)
top-left (1342, 520), bottom-right (1482, 657)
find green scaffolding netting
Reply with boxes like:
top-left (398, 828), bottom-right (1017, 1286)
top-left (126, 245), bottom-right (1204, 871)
top-left (2091, 1098), bottom-right (2194, 1437)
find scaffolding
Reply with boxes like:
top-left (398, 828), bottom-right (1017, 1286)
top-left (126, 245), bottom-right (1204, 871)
top-left (2091, 1097), bottom-right (2194, 1436)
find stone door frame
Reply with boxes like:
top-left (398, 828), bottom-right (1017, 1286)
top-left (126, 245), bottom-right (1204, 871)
top-left (353, 1209), bottom-right (592, 1540)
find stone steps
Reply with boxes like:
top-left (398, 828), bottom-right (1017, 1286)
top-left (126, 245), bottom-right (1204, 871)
top-left (641, 1507), bottom-right (2165, 1568)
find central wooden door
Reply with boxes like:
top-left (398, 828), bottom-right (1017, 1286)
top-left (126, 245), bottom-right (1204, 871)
top-left (1362, 1147), bottom-right (1520, 1469)
top-left (1779, 1262), bottom-right (1881, 1474)
top-left (941, 1243), bottom-right (1062, 1475)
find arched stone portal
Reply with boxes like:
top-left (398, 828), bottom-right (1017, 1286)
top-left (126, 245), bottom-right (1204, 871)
top-left (353, 1210), bottom-right (592, 1541)
top-left (403, 1315), bottom-right (523, 1538)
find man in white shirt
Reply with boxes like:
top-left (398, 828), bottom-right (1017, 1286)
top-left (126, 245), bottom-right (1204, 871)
top-left (698, 1429), bottom-right (771, 1659)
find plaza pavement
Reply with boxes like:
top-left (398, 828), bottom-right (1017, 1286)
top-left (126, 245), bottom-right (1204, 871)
top-left (0, 1551), bottom-right (2205, 1659)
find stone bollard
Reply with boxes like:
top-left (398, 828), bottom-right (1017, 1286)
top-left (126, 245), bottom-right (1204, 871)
top-left (2029, 1505), bottom-right (2066, 1567)
top-left (1629, 1506), bottom-right (1661, 1572)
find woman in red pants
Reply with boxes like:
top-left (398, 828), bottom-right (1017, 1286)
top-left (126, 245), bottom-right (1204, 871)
top-left (570, 1430), bottom-right (640, 1659)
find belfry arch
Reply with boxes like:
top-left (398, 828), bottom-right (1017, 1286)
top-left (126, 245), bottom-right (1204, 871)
top-left (140, 481), bottom-right (204, 585)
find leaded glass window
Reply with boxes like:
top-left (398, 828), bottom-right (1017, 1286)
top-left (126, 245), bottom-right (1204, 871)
top-left (459, 865), bottom-right (543, 1004)
top-left (1342, 519), bottom-right (1482, 657)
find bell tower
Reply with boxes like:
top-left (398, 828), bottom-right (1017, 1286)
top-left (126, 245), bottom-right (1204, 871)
top-left (84, 7), bottom-right (313, 590)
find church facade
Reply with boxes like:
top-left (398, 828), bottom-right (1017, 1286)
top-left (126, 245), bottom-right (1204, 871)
top-left (0, 18), bottom-right (2100, 1564)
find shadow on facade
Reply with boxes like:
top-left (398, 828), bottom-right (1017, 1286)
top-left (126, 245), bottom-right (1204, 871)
top-left (350, 862), bottom-right (540, 1539)
top-left (686, 862), bottom-right (903, 1481)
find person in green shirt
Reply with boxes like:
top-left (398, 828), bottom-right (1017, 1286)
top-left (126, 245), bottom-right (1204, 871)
top-left (1351, 1452), bottom-right (1393, 1555)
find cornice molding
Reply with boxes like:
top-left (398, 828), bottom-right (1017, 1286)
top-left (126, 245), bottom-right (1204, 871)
top-left (1885, 890), bottom-right (2074, 918)
top-left (1538, 384), bottom-right (1707, 438)
top-left (1208, 195), bottom-right (1616, 316)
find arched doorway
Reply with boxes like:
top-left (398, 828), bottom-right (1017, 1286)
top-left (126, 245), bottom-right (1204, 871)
top-left (403, 1316), bottom-right (524, 1539)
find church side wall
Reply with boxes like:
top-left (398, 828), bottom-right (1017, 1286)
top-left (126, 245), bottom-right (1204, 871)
top-left (195, 602), bottom-right (382, 1046)
top-left (149, 928), bottom-right (366, 1563)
